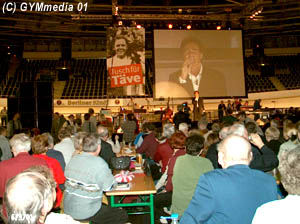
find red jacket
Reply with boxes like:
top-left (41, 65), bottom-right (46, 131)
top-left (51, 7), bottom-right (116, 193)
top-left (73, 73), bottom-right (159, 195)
top-left (137, 132), bottom-right (159, 159)
top-left (0, 152), bottom-right (48, 219)
top-left (154, 140), bottom-right (173, 173)
top-left (165, 149), bottom-right (186, 192)
top-left (34, 154), bottom-right (66, 207)
top-left (0, 152), bottom-right (48, 197)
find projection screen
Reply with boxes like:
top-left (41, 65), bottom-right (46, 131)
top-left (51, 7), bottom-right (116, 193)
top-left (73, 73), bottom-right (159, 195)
top-left (153, 30), bottom-right (246, 99)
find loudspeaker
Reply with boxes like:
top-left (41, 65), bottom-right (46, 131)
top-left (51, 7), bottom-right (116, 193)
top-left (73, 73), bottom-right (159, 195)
top-left (58, 68), bottom-right (69, 81)
top-left (18, 82), bottom-right (53, 132)
top-left (61, 39), bottom-right (72, 60)
top-left (19, 82), bottom-right (35, 129)
top-left (7, 97), bottom-right (19, 121)
top-left (36, 82), bottom-right (53, 133)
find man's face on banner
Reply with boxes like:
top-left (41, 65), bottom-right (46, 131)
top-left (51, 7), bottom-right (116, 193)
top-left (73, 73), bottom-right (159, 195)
top-left (114, 38), bottom-right (128, 59)
top-left (183, 42), bottom-right (203, 65)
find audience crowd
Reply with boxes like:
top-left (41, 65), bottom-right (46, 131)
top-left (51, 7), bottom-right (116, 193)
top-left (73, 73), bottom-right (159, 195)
top-left (0, 106), bottom-right (299, 224)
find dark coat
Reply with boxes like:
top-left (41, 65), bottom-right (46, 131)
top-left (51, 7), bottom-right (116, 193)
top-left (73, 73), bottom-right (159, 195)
top-left (99, 141), bottom-right (116, 169)
top-left (169, 66), bottom-right (227, 98)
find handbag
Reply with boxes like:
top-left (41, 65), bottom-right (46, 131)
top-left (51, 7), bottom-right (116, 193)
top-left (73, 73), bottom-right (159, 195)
top-left (111, 156), bottom-right (131, 170)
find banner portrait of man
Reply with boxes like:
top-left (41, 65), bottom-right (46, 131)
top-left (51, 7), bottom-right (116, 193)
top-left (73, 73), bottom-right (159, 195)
top-left (106, 27), bottom-right (145, 97)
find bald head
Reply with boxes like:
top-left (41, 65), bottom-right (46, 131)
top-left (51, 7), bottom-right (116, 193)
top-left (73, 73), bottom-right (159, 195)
top-left (218, 135), bottom-right (252, 168)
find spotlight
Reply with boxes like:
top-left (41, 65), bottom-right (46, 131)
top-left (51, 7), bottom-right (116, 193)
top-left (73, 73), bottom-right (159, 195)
top-left (216, 25), bottom-right (221, 30)
top-left (7, 46), bottom-right (10, 49)
top-left (187, 24), bottom-right (192, 30)
top-left (118, 20), bottom-right (123, 26)
top-left (168, 24), bottom-right (173, 29)
top-left (250, 16), bottom-right (253, 19)
top-left (136, 24), bottom-right (142, 29)
top-left (255, 11), bottom-right (259, 15)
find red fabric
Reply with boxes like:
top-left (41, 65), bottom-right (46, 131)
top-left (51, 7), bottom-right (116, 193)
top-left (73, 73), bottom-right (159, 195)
top-left (0, 152), bottom-right (48, 197)
top-left (165, 149), bottom-right (186, 192)
top-left (154, 140), bottom-right (174, 173)
top-left (136, 132), bottom-right (159, 159)
top-left (33, 154), bottom-right (66, 207)
top-left (0, 152), bottom-right (48, 218)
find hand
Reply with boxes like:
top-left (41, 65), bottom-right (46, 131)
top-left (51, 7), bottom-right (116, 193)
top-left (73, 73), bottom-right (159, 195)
top-left (249, 133), bottom-right (264, 149)
top-left (180, 60), bottom-right (190, 81)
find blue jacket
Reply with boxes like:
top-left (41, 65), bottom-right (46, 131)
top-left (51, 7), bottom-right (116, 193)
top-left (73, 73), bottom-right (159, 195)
top-left (180, 164), bottom-right (277, 224)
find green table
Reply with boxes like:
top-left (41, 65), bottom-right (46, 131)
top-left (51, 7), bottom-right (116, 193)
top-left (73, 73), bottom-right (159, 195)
top-left (106, 173), bottom-right (156, 224)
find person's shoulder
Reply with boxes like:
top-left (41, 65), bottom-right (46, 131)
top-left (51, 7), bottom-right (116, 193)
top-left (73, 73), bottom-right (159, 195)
top-left (250, 168), bottom-right (276, 181)
top-left (29, 155), bottom-right (49, 166)
top-left (202, 66), bottom-right (225, 82)
top-left (101, 140), bottom-right (112, 149)
top-left (47, 149), bottom-right (64, 157)
top-left (196, 155), bottom-right (214, 164)
top-left (0, 156), bottom-right (13, 167)
top-left (45, 212), bottom-right (80, 224)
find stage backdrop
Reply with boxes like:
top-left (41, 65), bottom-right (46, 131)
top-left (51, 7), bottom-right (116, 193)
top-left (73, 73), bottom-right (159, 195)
top-left (154, 30), bottom-right (246, 99)
top-left (106, 27), bottom-right (145, 97)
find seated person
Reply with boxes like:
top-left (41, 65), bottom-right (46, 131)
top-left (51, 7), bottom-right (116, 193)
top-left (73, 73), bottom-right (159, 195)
top-left (97, 125), bottom-right (121, 154)
top-left (31, 135), bottom-right (66, 208)
top-left (154, 132), bottom-right (186, 221)
top-left (44, 133), bottom-right (66, 171)
top-left (3, 165), bottom-right (79, 224)
top-left (53, 128), bottom-right (75, 166)
top-left (137, 123), bottom-right (159, 160)
top-left (0, 133), bottom-right (48, 198)
top-left (265, 127), bottom-right (281, 155)
top-left (154, 123), bottom-right (175, 173)
top-left (252, 147), bottom-right (300, 224)
top-left (172, 134), bottom-right (213, 217)
top-left (63, 134), bottom-right (128, 224)
top-left (180, 135), bottom-right (278, 224)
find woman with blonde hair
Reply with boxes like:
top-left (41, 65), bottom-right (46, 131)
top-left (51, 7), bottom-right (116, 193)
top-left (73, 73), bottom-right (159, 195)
top-left (265, 127), bottom-right (281, 155)
top-left (278, 123), bottom-right (299, 159)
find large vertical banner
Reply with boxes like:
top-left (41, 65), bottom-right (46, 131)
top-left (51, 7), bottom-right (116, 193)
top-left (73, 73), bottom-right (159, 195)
top-left (106, 27), bottom-right (145, 97)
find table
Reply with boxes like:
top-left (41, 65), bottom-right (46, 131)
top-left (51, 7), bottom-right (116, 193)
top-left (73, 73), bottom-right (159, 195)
top-left (106, 172), bottom-right (157, 224)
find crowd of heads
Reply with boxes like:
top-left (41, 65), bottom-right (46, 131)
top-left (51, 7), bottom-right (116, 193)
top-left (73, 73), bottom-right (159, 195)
top-left (2, 105), bottom-right (300, 224)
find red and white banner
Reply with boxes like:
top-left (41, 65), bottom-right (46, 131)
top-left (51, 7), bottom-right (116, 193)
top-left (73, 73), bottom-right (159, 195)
top-left (106, 27), bottom-right (145, 96)
top-left (108, 64), bottom-right (143, 87)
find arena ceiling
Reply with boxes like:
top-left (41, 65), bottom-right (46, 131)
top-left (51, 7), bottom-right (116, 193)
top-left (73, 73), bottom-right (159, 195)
top-left (0, 0), bottom-right (299, 46)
